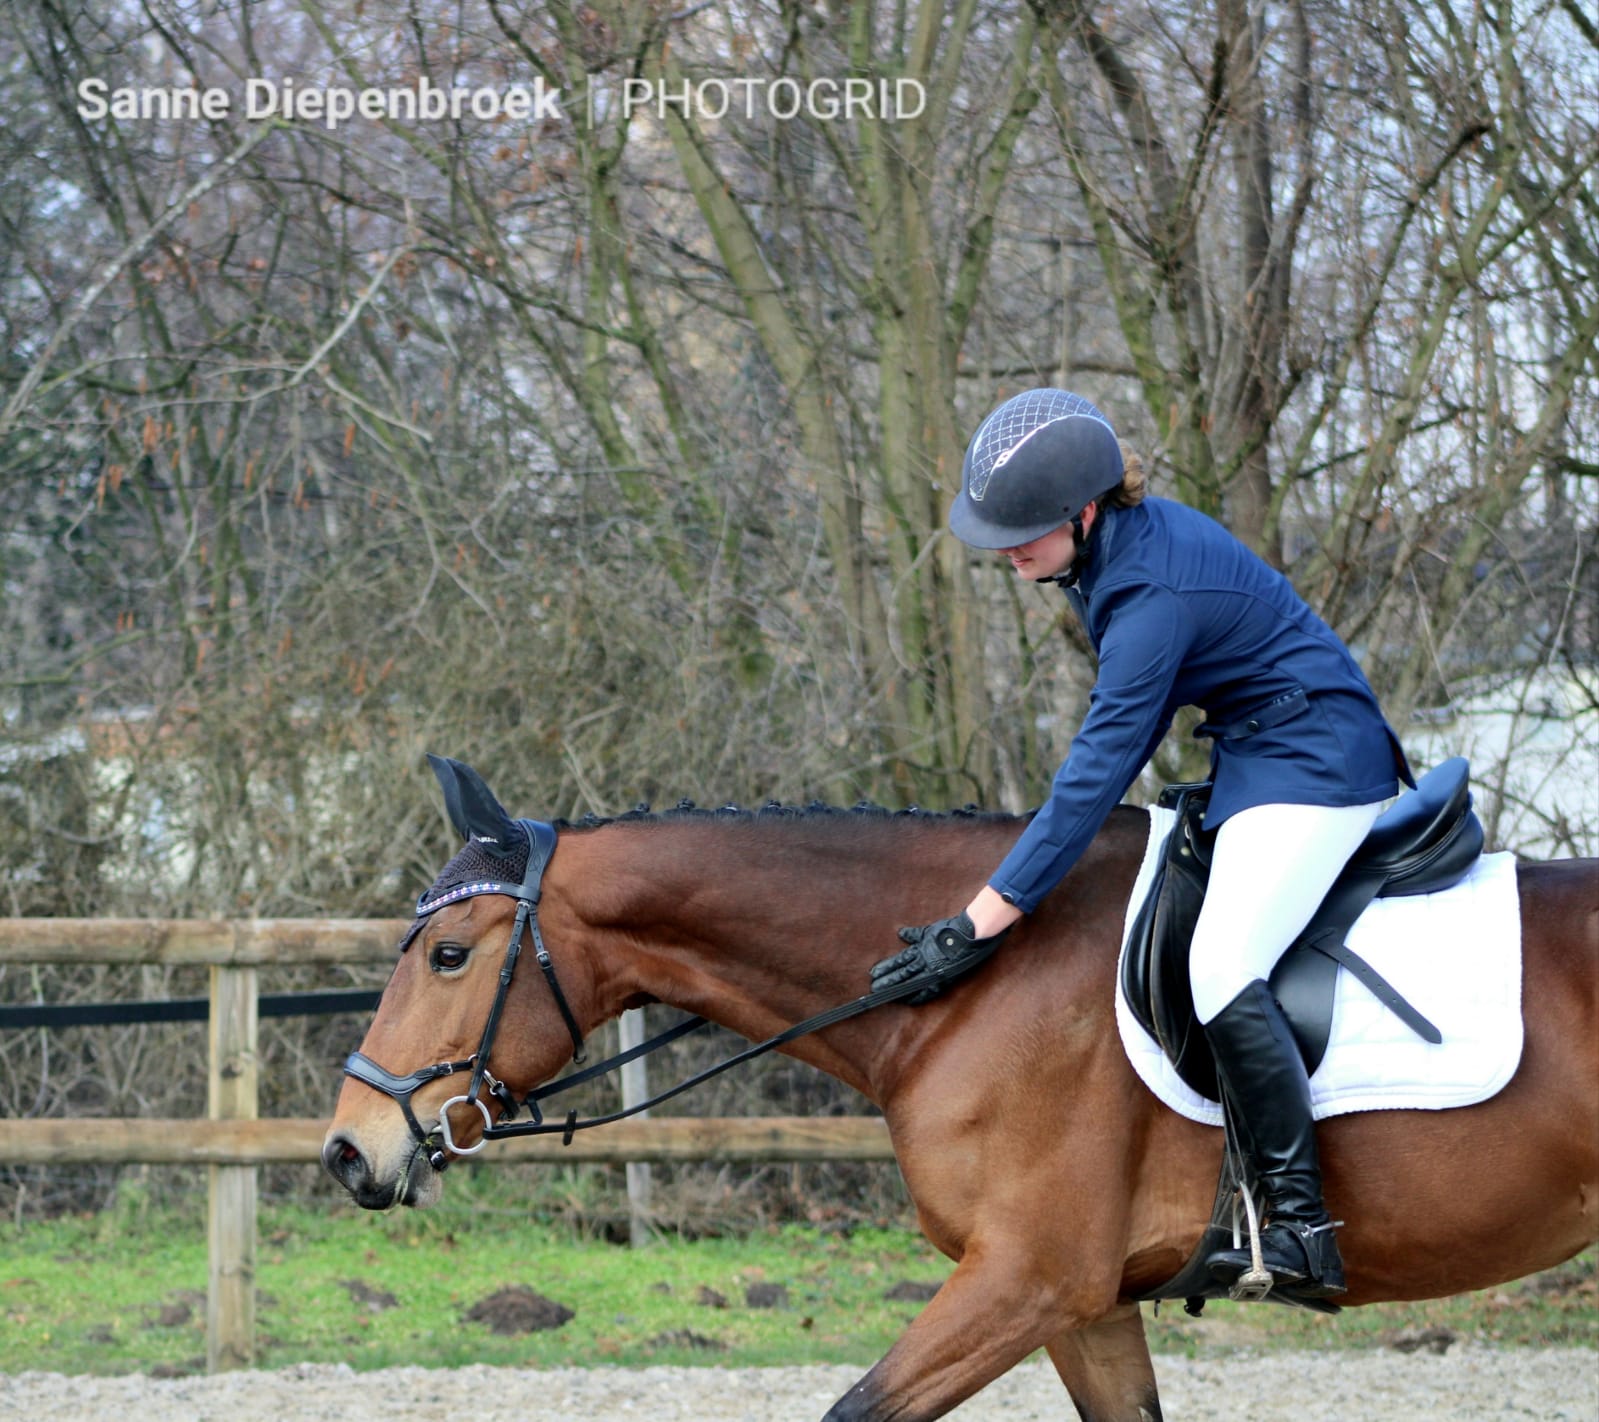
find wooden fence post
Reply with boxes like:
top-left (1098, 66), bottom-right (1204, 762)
top-left (207, 963), bottom-right (258, 1373)
top-left (618, 1008), bottom-right (652, 1246)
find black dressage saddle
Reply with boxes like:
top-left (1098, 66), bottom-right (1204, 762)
top-left (1121, 757), bottom-right (1484, 1102)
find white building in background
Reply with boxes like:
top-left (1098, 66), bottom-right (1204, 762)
top-left (1404, 669), bottom-right (1597, 860)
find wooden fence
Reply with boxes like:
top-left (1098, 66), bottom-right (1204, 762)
top-left (0, 919), bottom-right (895, 1373)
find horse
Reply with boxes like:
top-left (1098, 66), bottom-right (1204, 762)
top-left (323, 767), bottom-right (1598, 1422)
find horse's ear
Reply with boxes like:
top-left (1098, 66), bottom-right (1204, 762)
top-left (426, 754), bottom-right (520, 850)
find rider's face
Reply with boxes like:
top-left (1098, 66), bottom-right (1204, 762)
top-left (998, 522), bottom-right (1077, 581)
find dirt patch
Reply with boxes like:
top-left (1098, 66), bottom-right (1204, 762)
top-left (463, 1285), bottom-right (574, 1336)
top-left (145, 1288), bottom-right (205, 1330)
top-left (340, 1279), bottom-right (398, 1312)
top-left (648, 1329), bottom-right (727, 1352)
top-left (744, 1282), bottom-right (788, 1309)
top-left (1518, 1263), bottom-right (1598, 1299)
top-left (883, 1280), bottom-right (941, 1302)
top-left (1386, 1325), bottom-right (1457, 1354)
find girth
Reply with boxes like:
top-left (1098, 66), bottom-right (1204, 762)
top-left (1121, 756), bottom-right (1484, 1103)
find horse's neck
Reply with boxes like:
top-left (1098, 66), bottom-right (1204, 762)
top-left (551, 818), bottom-right (978, 1097)
top-left (550, 808), bottom-right (1147, 1105)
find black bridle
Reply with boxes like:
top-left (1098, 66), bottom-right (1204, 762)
top-left (341, 818), bottom-right (590, 1171)
top-left (342, 819), bottom-right (954, 1173)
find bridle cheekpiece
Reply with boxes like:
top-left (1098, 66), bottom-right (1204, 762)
top-left (341, 768), bottom-right (588, 1172)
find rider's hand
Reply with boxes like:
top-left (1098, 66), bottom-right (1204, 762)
top-left (868, 911), bottom-right (1010, 1005)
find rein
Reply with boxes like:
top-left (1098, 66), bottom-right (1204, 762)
top-left (488, 965), bottom-right (939, 1148)
top-left (343, 819), bottom-right (929, 1170)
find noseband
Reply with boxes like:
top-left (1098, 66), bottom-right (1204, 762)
top-left (341, 819), bottom-right (587, 1172)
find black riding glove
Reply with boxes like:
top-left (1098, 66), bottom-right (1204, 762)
top-left (868, 912), bottom-right (1010, 1005)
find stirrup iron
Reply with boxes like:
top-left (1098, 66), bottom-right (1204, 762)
top-left (1228, 1185), bottom-right (1274, 1301)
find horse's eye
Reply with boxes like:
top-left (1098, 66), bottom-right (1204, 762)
top-left (431, 943), bottom-right (470, 973)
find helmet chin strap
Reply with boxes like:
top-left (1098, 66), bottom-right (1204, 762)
top-left (1041, 510), bottom-right (1091, 587)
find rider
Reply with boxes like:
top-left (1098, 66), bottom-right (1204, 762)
top-left (871, 388), bottom-right (1414, 1299)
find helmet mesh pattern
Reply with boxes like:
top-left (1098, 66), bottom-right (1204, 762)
top-left (968, 390), bottom-right (1112, 500)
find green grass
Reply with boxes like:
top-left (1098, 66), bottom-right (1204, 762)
top-left (1142, 1248), bottom-right (1597, 1358)
top-left (0, 1185), bottom-right (956, 1376)
top-left (1, 1176), bottom-right (1592, 1377)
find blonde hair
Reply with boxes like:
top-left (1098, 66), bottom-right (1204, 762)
top-left (1097, 442), bottom-right (1149, 509)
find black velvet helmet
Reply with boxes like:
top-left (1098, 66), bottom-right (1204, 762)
top-left (949, 389), bottom-right (1124, 549)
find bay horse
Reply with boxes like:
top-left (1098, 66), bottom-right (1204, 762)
top-left (324, 767), bottom-right (1598, 1422)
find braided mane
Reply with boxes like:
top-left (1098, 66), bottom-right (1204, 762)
top-left (554, 798), bottom-right (1024, 831)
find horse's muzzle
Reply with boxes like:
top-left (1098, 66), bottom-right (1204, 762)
top-left (322, 1130), bottom-right (435, 1210)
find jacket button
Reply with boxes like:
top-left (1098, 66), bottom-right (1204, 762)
top-left (1246, 719), bottom-right (1260, 732)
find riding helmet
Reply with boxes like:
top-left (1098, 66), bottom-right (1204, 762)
top-left (949, 389), bottom-right (1124, 549)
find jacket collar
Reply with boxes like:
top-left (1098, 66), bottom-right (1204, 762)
top-left (1058, 501), bottom-right (1121, 599)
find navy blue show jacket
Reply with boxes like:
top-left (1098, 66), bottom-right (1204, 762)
top-left (988, 496), bottom-right (1413, 913)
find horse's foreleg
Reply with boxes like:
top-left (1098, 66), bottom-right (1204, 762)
top-left (819, 1242), bottom-right (1103, 1422)
top-left (1045, 1304), bottom-right (1163, 1422)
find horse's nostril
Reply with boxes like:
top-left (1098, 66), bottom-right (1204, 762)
top-left (322, 1132), bottom-right (369, 1188)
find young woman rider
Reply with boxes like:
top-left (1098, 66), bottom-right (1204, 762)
top-left (870, 388), bottom-right (1414, 1298)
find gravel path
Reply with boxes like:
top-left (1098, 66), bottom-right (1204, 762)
top-left (1, 1349), bottom-right (1594, 1421)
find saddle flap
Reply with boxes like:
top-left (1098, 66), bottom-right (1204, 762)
top-left (1121, 784), bottom-right (1213, 1043)
top-left (1130, 786), bottom-right (1222, 1101)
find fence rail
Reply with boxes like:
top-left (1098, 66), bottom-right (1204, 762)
top-left (3, 1115), bottom-right (894, 1164)
top-left (0, 918), bottom-right (895, 1373)
top-left (0, 916), bottom-right (408, 964)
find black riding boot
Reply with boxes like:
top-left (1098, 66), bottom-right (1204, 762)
top-left (1201, 979), bottom-right (1346, 1299)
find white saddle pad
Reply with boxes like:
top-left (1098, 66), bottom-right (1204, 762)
top-left (1115, 806), bottom-right (1524, 1127)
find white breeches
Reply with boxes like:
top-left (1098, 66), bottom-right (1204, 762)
top-left (1189, 799), bottom-right (1387, 1024)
